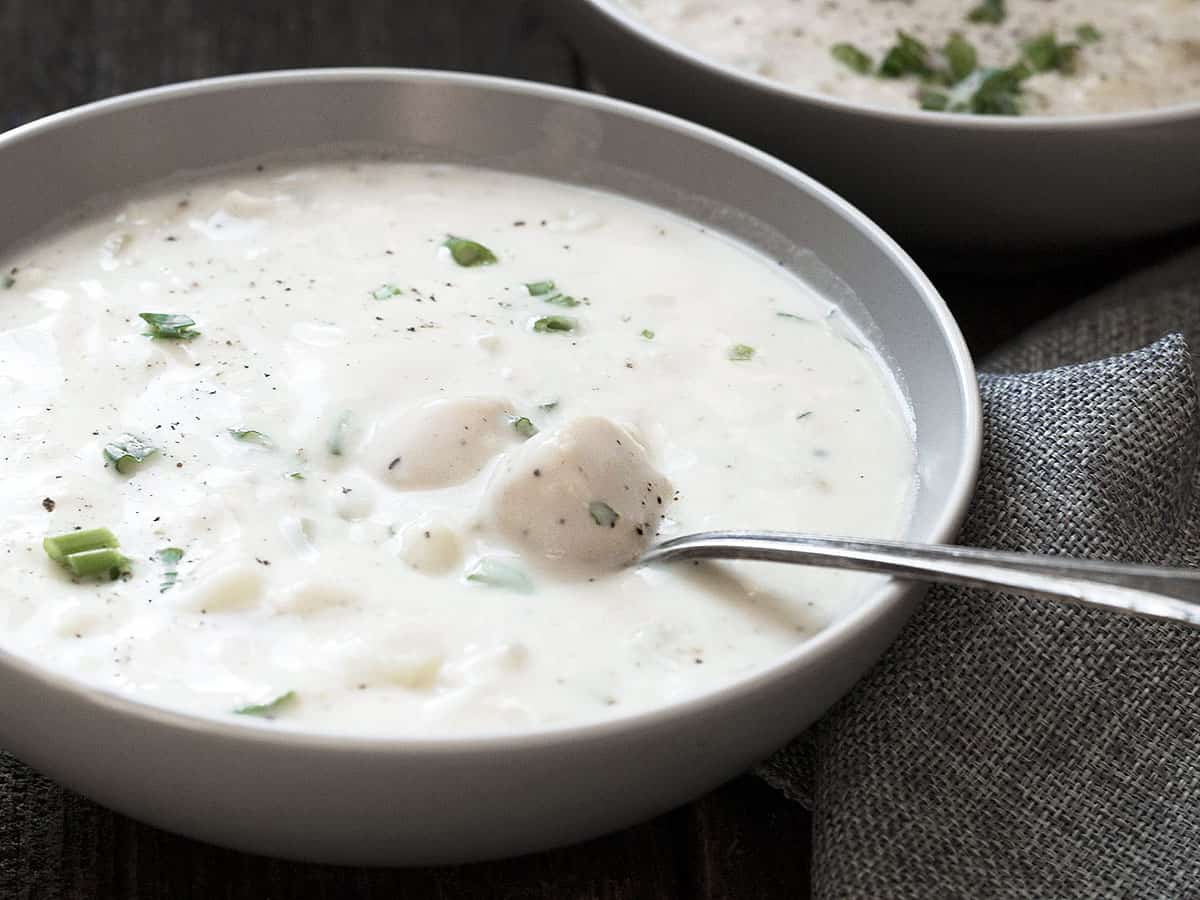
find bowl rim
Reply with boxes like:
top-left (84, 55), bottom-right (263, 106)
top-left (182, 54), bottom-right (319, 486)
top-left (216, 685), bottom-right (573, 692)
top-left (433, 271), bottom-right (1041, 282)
top-left (0, 67), bottom-right (981, 754)
top-left (578, 0), bottom-right (1200, 131)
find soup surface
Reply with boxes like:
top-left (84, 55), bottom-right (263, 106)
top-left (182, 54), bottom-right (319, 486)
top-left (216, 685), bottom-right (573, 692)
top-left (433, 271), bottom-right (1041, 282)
top-left (0, 158), bottom-right (914, 734)
top-left (619, 0), bottom-right (1200, 116)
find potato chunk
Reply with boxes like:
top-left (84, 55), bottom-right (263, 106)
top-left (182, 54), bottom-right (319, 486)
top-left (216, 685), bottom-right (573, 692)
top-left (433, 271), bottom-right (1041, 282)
top-left (485, 417), bottom-right (671, 573)
top-left (369, 397), bottom-right (518, 490)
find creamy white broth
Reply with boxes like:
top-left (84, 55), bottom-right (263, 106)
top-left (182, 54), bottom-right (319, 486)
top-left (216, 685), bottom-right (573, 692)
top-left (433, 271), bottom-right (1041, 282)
top-left (619, 0), bottom-right (1200, 116)
top-left (0, 158), bottom-right (914, 735)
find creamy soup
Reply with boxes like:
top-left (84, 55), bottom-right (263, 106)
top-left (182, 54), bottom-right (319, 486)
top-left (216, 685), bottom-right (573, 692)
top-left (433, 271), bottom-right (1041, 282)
top-left (619, 0), bottom-right (1200, 116)
top-left (0, 158), bottom-right (914, 735)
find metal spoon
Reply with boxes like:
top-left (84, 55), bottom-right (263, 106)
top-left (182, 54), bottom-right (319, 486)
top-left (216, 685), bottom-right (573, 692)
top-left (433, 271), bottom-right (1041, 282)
top-left (639, 531), bottom-right (1200, 628)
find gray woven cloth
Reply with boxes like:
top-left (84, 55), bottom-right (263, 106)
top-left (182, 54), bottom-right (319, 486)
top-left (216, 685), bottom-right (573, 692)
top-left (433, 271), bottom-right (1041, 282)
top-left (760, 246), bottom-right (1200, 899)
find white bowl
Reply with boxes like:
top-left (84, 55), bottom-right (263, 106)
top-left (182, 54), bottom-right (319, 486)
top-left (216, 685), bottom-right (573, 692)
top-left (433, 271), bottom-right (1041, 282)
top-left (0, 69), bottom-right (980, 864)
top-left (552, 0), bottom-right (1200, 252)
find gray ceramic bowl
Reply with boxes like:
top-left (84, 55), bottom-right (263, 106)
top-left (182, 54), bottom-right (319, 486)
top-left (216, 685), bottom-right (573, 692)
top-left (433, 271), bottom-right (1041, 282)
top-left (0, 69), bottom-right (980, 864)
top-left (552, 0), bottom-right (1200, 253)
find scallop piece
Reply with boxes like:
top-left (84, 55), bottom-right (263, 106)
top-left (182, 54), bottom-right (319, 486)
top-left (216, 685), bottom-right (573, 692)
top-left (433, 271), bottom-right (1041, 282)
top-left (485, 416), bottom-right (672, 573)
top-left (369, 397), bottom-right (520, 490)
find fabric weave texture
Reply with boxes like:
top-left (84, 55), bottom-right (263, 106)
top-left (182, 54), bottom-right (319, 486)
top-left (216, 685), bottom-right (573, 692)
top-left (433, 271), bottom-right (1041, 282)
top-left (761, 246), bottom-right (1200, 899)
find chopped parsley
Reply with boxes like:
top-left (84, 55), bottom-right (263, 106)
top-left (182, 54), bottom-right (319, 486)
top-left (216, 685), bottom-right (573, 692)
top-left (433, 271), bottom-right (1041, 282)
top-left (532, 315), bottom-right (577, 334)
top-left (1022, 32), bottom-right (1080, 74)
top-left (588, 501), bottom-right (620, 529)
top-left (444, 236), bottom-right (497, 267)
top-left (156, 547), bottom-right (183, 593)
top-left (139, 312), bottom-right (200, 340)
top-left (371, 283), bottom-right (403, 300)
top-left (831, 43), bottom-right (873, 75)
top-left (234, 691), bottom-right (296, 718)
top-left (967, 0), bottom-right (1006, 24)
top-left (879, 31), bottom-right (932, 78)
top-left (944, 32), bottom-right (978, 83)
top-left (640, 329), bottom-right (655, 340)
top-left (103, 434), bottom-right (157, 474)
top-left (228, 428), bottom-right (274, 447)
top-left (509, 415), bottom-right (538, 439)
top-left (729, 343), bottom-right (756, 361)
top-left (466, 558), bottom-right (534, 593)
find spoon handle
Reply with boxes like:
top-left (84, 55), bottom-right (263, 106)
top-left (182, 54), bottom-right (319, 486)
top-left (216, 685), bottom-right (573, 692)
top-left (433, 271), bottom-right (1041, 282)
top-left (641, 531), bottom-right (1200, 628)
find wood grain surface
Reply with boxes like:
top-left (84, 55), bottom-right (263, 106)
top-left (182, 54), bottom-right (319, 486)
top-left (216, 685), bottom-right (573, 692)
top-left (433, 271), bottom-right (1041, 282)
top-left (0, 1), bottom-right (1194, 897)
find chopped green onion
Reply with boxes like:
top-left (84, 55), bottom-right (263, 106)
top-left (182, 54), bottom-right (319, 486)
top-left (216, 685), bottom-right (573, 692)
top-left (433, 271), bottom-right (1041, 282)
top-left (228, 428), bottom-right (273, 448)
top-left (509, 415), bottom-right (538, 439)
top-left (64, 548), bottom-right (131, 580)
top-left (44, 528), bottom-right (119, 563)
top-left (944, 32), bottom-right (978, 83)
top-left (234, 691), bottom-right (296, 718)
top-left (444, 236), bottom-right (497, 267)
top-left (286, 471), bottom-right (305, 481)
top-left (371, 283), bottom-right (403, 300)
top-left (588, 501), bottom-right (620, 528)
top-left (920, 88), bottom-right (951, 111)
top-left (532, 315), bottom-right (577, 334)
top-left (728, 344), bottom-right (756, 361)
top-left (1076, 23), bottom-right (1102, 44)
top-left (543, 293), bottom-right (580, 307)
top-left (879, 31), bottom-right (932, 78)
top-left (640, 329), bottom-right (655, 340)
top-left (967, 0), bottom-right (1006, 24)
top-left (537, 400), bottom-right (559, 411)
top-left (466, 558), bottom-right (534, 593)
top-left (831, 43), bottom-right (873, 75)
top-left (103, 434), bottom-right (157, 474)
top-left (156, 547), bottom-right (183, 593)
top-left (139, 312), bottom-right (200, 340)
top-left (327, 412), bottom-right (352, 456)
top-left (525, 280), bottom-right (556, 296)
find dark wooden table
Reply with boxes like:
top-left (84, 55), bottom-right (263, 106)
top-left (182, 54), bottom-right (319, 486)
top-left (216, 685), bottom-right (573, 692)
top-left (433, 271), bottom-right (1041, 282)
top-left (1, 2), bottom-right (1194, 897)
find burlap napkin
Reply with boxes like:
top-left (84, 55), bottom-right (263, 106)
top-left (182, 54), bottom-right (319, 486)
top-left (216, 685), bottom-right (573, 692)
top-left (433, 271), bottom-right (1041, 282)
top-left (761, 246), bottom-right (1200, 899)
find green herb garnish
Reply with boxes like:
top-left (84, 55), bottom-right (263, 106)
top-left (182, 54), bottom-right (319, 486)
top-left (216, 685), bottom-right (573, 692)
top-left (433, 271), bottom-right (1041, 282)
top-left (156, 547), bottom-right (183, 593)
top-left (1076, 23), bottom-right (1102, 44)
top-left (509, 415), bottom-right (538, 439)
top-left (1023, 32), bottom-right (1080, 74)
top-left (588, 501), bottom-right (620, 529)
top-left (2, 274), bottom-right (15, 289)
top-left (944, 32), bottom-right (978, 83)
top-left (640, 329), bottom-right (655, 340)
top-left (44, 528), bottom-right (129, 581)
top-left (103, 434), bottom-right (157, 474)
top-left (466, 558), bottom-right (534, 593)
top-left (729, 344), bottom-right (756, 361)
top-left (879, 31), bottom-right (932, 78)
top-left (228, 428), bottom-right (273, 448)
top-left (139, 312), bottom-right (200, 340)
top-left (967, 0), bottom-right (1006, 24)
top-left (544, 294), bottom-right (580, 307)
top-left (286, 471), bottom-right (305, 481)
top-left (444, 236), bottom-right (497, 267)
top-left (371, 283), bottom-right (403, 300)
top-left (532, 315), bottom-right (577, 334)
top-left (525, 280), bottom-right (556, 296)
top-left (831, 43), bottom-right (873, 74)
top-left (234, 691), bottom-right (296, 718)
